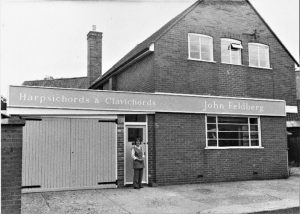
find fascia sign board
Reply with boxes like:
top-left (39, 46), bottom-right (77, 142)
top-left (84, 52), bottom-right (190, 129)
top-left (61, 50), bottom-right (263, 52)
top-left (8, 85), bottom-right (286, 116)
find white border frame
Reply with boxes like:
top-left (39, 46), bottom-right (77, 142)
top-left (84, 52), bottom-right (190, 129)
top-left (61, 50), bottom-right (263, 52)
top-left (221, 38), bottom-right (242, 65)
top-left (188, 33), bottom-right (214, 62)
top-left (248, 43), bottom-right (271, 69)
top-left (123, 117), bottom-right (148, 185)
top-left (205, 115), bottom-right (263, 149)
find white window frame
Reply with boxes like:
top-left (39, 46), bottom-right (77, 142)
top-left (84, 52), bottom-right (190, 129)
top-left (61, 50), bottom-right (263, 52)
top-left (205, 115), bottom-right (262, 149)
top-left (248, 43), bottom-right (271, 69)
top-left (188, 33), bottom-right (214, 62)
top-left (221, 38), bottom-right (243, 65)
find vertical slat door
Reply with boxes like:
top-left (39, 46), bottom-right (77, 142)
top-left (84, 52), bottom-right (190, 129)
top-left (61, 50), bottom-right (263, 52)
top-left (22, 118), bottom-right (71, 192)
top-left (70, 119), bottom-right (117, 188)
top-left (23, 118), bottom-right (116, 192)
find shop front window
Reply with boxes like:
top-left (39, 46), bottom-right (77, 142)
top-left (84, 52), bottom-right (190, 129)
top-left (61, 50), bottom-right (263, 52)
top-left (206, 116), bottom-right (261, 148)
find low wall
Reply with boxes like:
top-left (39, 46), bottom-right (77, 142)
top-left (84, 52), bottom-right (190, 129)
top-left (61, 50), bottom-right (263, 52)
top-left (1, 116), bottom-right (25, 214)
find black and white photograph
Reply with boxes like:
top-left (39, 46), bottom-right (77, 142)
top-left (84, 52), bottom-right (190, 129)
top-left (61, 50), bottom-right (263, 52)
top-left (1, 0), bottom-right (299, 213)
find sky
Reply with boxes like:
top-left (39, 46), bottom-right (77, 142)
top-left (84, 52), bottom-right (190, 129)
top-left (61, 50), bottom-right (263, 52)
top-left (0, 0), bottom-right (299, 98)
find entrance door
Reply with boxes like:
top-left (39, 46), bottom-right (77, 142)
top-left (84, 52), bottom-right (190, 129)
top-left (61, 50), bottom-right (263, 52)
top-left (125, 125), bottom-right (148, 184)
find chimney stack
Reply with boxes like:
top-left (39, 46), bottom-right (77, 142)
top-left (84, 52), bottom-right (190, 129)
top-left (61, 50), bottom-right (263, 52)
top-left (87, 26), bottom-right (102, 86)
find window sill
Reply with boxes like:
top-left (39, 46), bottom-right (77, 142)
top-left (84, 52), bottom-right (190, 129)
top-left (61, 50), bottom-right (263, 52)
top-left (205, 146), bottom-right (264, 150)
top-left (187, 58), bottom-right (216, 63)
top-left (221, 62), bottom-right (244, 67)
top-left (248, 66), bottom-right (272, 70)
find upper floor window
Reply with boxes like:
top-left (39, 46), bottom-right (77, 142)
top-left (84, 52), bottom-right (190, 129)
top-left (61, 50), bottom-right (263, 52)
top-left (221, 38), bottom-right (242, 65)
top-left (188, 33), bottom-right (213, 62)
top-left (248, 43), bottom-right (270, 68)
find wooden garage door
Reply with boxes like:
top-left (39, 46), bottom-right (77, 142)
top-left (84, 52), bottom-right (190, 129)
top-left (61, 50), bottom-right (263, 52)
top-left (22, 118), bottom-right (117, 192)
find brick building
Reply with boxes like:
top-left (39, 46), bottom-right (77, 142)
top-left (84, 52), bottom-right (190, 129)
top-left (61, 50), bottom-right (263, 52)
top-left (15, 0), bottom-right (299, 191)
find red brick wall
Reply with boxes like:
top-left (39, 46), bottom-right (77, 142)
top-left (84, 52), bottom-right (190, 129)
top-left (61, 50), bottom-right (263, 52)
top-left (1, 118), bottom-right (25, 214)
top-left (147, 115), bottom-right (156, 184)
top-left (115, 54), bottom-right (155, 92)
top-left (116, 116), bottom-right (125, 187)
top-left (154, 113), bottom-right (288, 185)
top-left (153, 1), bottom-right (297, 105)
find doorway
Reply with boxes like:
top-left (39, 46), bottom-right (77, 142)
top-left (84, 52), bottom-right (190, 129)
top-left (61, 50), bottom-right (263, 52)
top-left (124, 125), bottom-right (148, 184)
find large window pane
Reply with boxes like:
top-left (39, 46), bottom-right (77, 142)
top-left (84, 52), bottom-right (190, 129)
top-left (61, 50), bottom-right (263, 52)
top-left (218, 117), bottom-right (248, 124)
top-left (219, 140), bottom-right (249, 147)
top-left (218, 131), bottom-right (249, 139)
top-left (218, 124), bottom-right (248, 131)
top-left (206, 116), bottom-right (260, 148)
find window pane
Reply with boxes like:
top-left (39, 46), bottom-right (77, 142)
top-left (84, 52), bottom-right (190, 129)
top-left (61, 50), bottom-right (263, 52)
top-left (189, 35), bottom-right (200, 59)
top-left (218, 131), bottom-right (249, 139)
top-left (207, 116), bottom-right (216, 123)
top-left (207, 132), bottom-right (217, 139)
top-left (218, 124), bottom-right (248, 131)
top-left (231, 49), bottom-right (241, 65)
top-left (207, 124), bottom-right (216, 130)
top-left (250, 125), bottom-right (258, 131)
top-left (190, 51), bottom-right (200, 59)
top-left (208, 140), bottom-right (217, 146)
top-left (221, 40), bottom-right (230, 63)
top-left (251, 139), bottom-right (259, 146)
top-left (249, 45), bottom-right (259, 66)
top-left (125, 115), bottom-right (146, 122)
top-left (259, 46), bottom-right (270, 68)
top-left (250, 118), bottom-right (258, 124)
top-left (219, 140), bottom-right (249, 147)
top-left (250, 132), bottom-right (259, 139)
top-left (201, 38), bottom-right (212, 61)
top-left (218, 117), bottom-right (248, 124)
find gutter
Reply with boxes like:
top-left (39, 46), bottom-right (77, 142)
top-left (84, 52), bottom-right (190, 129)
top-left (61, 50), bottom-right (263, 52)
top-left (89, 43), bottom-right (155, 89)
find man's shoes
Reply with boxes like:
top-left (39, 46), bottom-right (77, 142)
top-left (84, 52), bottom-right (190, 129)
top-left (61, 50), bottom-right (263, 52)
top-left (134, 187), bottom-right (139, 189)
top-left (139, 186), bottom-right (143, 188)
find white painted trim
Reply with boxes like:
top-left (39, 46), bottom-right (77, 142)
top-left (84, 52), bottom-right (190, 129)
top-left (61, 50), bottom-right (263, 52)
top-left (124, 124), bottom-right (148, 185)
top-left (187, 58), bottom-right (216, 63)
top-left (204, 146), bottom-right (265, 149)
top-left (248, 65), bottom-right (272, 70)
top-left (286, 105), bottom-right (298, 113)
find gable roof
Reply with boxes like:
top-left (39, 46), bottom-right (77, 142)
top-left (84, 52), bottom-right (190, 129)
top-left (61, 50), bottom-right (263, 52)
top-left (246, 0), bottom-right (299, 67)
top-left (89, 0), bottom-right (202, 89)
top-left (23, 77), bottom-right (89, 89)
top-left (90, 0), bottom-right (299, 89)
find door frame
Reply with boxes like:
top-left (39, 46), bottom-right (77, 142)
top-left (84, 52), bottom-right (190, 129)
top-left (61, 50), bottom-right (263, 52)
top-left (124, 119), bottom-right (148, 185)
